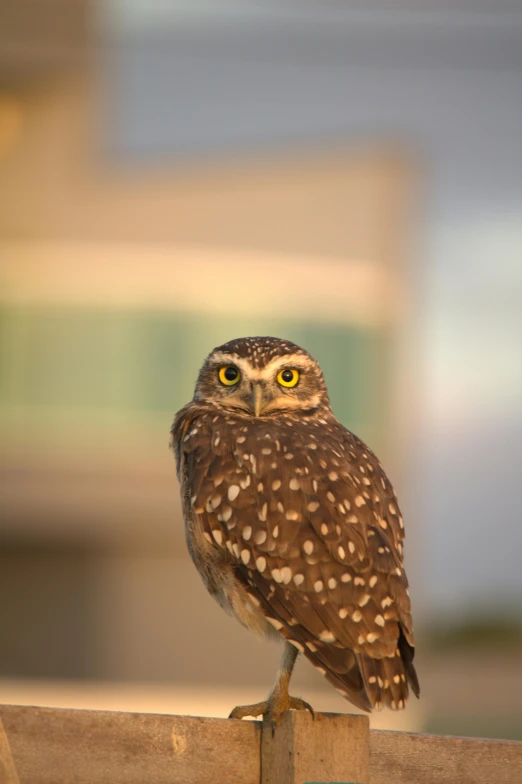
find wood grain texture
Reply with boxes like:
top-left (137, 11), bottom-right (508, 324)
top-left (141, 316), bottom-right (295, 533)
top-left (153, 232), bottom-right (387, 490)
top-left (262, 711), bottom-right (369, 784)
top-left (370, 729), bottom-right (522, 784)
top-left (0, 719), bottom-right (21, 784)
top-left (1, 704), bottom-right (521, 784)
top-left (0, 705), bottom-right (260, 784)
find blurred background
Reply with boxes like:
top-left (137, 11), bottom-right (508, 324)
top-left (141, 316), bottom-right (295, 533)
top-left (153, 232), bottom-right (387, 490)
top-left (1, 0), bottom-right (521, 741)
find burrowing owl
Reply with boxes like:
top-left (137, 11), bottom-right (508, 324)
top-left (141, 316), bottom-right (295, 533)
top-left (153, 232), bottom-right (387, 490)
top-left (170, 336), bottom-right (419, 727)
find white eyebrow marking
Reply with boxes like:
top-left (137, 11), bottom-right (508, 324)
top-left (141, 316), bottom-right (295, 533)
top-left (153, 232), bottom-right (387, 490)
top-left (208, 351), bottom-right (313, 380)
top-left (206, 353), bottom-right (256, 377)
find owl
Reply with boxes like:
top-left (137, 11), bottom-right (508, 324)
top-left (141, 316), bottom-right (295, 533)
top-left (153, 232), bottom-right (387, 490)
top-left (170, 336), bottom-right (419, 727)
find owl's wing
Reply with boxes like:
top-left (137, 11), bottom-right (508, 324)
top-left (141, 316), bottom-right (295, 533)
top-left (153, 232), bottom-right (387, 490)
top-left (173, 407), bottom-right (419, 712)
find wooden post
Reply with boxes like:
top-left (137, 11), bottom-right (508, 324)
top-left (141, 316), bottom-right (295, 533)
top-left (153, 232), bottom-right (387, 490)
top-left (261, 711), bottom-right (369, 784)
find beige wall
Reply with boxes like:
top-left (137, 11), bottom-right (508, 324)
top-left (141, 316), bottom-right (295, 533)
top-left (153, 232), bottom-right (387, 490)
top-left (0, 71), bottom-right (416, 714)
top-left (1, 74), bottom-right (412, 262)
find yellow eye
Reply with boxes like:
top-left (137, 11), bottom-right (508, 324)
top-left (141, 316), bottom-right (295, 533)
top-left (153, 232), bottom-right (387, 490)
top-left (218, 366), bottom-right (241, 386)
top-left (277, 368), bottom-right (300, 388)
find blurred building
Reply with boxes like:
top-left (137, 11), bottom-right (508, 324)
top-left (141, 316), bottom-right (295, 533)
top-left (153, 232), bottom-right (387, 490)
top-left (1, 0), bottom-right (521, 739)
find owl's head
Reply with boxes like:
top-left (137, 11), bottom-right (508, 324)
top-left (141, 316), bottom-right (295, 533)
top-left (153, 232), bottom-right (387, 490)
top-left (193, 336), bottom-right (331, 417)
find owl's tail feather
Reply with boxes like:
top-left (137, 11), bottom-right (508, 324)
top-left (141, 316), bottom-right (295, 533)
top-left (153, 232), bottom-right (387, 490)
top-left (294, 627), bottom-right (419, 713)
top-left (301, 644), bottom-right (373, 712)
top-left (399, 627), bottom-right (420, 698)
top-left (356, 627), bottom-right (419, 710)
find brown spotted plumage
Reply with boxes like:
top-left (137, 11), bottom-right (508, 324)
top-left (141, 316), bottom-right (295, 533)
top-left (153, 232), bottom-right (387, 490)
top-left (170, 336), bottom-right (419, 725)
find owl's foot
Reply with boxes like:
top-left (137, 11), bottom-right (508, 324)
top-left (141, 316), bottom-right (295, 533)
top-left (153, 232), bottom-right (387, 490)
top-left (229, 642), bottom-right (313, 732)
top-left (228, 692), bottom-right (314, 731)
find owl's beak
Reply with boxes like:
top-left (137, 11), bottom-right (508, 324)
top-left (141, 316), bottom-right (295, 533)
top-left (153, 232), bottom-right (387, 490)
top-left (251, 384), bottom-right (265, 417)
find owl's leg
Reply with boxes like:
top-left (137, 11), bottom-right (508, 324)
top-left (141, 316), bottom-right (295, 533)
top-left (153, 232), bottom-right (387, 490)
top-left (229, 642), bottom-right (314, 730)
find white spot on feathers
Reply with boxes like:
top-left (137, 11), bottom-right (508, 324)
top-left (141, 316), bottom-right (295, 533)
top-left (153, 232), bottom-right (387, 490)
top-left (228, 485), bottom-right (240, 502)
top-left (319, 630), bottom-right (336, 643)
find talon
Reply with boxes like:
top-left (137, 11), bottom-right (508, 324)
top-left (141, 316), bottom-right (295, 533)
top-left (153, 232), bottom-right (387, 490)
top-left (228, 701), bottom-right (269, 720)
top-left (288, 696), bottom-right (315, 719)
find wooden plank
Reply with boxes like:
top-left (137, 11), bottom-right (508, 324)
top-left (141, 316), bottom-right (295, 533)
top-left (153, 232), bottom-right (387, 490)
top-left (0, 705), bottom-right (261, 784)
top-left (261, 711), bottom-right (369, 784)
top-left (0, 719), bottom-right (21, 784)
top-left (370, 729), bottom-right (522, 784)
top-left (1, 704), bottom-right (521, 784)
